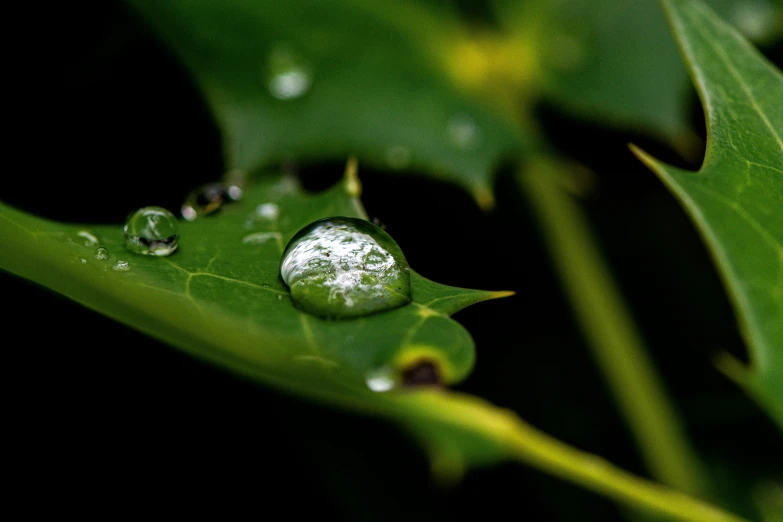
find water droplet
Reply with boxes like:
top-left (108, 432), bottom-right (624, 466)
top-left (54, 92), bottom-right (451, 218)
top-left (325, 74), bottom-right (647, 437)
top-left (280, 217), bottom-right (412, 318)
top-left (244, 202), bottom-right (281, 228)
top-left (75, 230), bottom-right (100, 247)
top-left (265, 44), bottom-right (313, 100)
top-left (79, 257), bottom-right (87, 264)
top-left (366, 367), bottom-right (396, 392)
top-left (277, 295), bottom-right (283, 300)
top-left (93, 247), bottom-right (110, 261)
top-left (124, 206), bottom-right (179, 257)
top-left (181, 182), bottom-right (242, 221)
top-left (447, 113), bottom-right (481, 149)
top-left (113, 260), bottom-right (130, 272)
top-left (385, 146), bottom-right (411, 170)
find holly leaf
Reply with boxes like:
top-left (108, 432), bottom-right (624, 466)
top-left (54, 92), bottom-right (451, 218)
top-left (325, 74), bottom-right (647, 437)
top-left (124, 0), bottom-right (522, 204)
top-left (494, 0), bottom-right (782, 142)
top-left (633, 0), bottom-right (783, 429)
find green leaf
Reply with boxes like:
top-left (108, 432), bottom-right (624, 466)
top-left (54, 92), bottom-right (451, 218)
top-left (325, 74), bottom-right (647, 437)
top-left (0, 167), bottom-right (748, 522)
top-left (124, 0), bottom-right (522, 204)
top-left (633, 0), bottom-right (783, 429)
top-left (494, 0), bottom-right (782, 142)
top-left (0, 171), bottom-right (504, 390)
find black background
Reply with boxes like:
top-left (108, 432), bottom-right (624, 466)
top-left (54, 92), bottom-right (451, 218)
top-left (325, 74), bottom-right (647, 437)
top-left (4, 1), bottom-right (782, 519)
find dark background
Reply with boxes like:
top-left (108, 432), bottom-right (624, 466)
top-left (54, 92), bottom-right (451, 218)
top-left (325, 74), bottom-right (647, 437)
top-left (4, 1), bottom-right (782, 519)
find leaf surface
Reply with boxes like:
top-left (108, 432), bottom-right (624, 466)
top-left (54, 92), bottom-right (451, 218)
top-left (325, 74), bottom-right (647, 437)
top-left (633, 0), bottom-right (783, 428)
top-left (124, 0), bottom-right (522, 203)
top-left (494, 0), bottom-right (781, 142)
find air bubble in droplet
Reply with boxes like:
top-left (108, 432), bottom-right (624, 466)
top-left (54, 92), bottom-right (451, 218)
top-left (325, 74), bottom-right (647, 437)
top-left (93, 247), bottom-right (110, 261)
top-left (181, 182), bottom-right (242, 221)
top-left (280, 217), bottom-right (412, 319)
top-left (113, 260), bottom-right (130, 272)
top-left (447, 113), bottom-right (481, 149)
top-left (365, 367), bottom-right (396, 392)
top-left (265, 44), bottom-right (313, 100)
top-left (124, 206), bottom-right (179, 257)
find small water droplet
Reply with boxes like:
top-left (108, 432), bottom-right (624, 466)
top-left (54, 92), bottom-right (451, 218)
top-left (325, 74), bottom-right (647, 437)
top-left (79, 257), bottom-right (87, 264)
top-left (366, 367), bottom-right (396, 392)
top-left (181, 182), bottom-right (243, 221)
top-left (124, 206), bottom-right (179, 256)
top-left (75, 230), bottom-right (100, 247)
top-left (113, 260), bottom-right (131, 272)
top-left (265, 43), bottom-right (313, 100)
top-left (280, 217), bottom-right (412, 319)
top-left (385, 146), bottom-right (411, 170)
top-left (447, 113), bottom-right (481, 149)
top-left (244, 202), bottom-right (281, 229)
top-left (277, 295), bottom-right (283, 300)
top-left (93, 247), bottom-right (110, 261)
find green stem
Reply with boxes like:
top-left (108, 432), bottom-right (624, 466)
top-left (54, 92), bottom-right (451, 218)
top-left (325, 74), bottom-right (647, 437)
top-left (517, 157), bottom-right (708, 495)
top-left (401, 392), bottom-right (747, 522)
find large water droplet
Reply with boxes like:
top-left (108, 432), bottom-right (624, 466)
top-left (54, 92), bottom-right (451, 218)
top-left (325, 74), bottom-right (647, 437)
top-left (447, 113), bottom-right (481, 149)
top-left (124, 206), bottom-right (179, 256)
top-left (280, 217), bottom-right (412, 318)
top-left (181, 182), bottom-right (242, 221)
top-left (265, 44), bottom-right (313, 100)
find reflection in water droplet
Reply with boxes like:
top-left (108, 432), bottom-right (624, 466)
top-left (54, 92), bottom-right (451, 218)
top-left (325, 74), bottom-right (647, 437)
top-left (76, 230), bottom-right (100, 247)
top-left (385, 146), bottom-right (412, 170)
top-left (242, 232), bottom-right (282, 245)
top-left (280, 217), bottom-right (412, 319)
top-left (113, 260), bottom-right (130, 272)
top-left (447, 113), bottom-right (481, 149)
top-left (366, 367), bottom-right (396, 392)
top-left (265, 44), bottom-right (313, 100)
top-left (93, 247), bottom-right (110, 261)
top-left (124, 206), bottom-right (179, 256)
top-left (181, 182), bottom-right (242, 221)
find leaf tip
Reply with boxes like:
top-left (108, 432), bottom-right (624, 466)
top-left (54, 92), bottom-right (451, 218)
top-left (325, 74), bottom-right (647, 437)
top-left (473, 185), bottom-right (495, 211)
top-left (343, 155), bottom-right (362, 197)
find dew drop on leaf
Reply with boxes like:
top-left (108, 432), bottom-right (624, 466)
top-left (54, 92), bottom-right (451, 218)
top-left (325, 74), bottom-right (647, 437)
top-left (181, 182), bottom-right (242, 221)
top-left (123, 206), bottom-right (179, 257)
top-left (112, 260), bottom-right (131, 272)
top-left (93, 247), bottom-right (110, 261)
top-left (265, 43), bottom-right (313, 100)
top-left (75, 230), bottom-right (100, 247)
top-left (365, 366), bottom-right (396, 392)
top-left (279, 217), bottom-right (412, 319)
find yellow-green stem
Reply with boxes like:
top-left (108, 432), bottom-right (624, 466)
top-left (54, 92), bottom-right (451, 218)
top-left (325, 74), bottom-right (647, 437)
top-left (517, 157), bottom-right (708, 496)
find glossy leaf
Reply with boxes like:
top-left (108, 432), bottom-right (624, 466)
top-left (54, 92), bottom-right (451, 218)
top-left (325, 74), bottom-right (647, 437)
top-left (124, 0), bottom-right (522, 203)
top-left (0, 169), bottom-right (747, 522)
top-left (494, 0), bottom-right (782, 142)
top-left (633, 0), bottom-right (783, 429)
